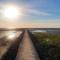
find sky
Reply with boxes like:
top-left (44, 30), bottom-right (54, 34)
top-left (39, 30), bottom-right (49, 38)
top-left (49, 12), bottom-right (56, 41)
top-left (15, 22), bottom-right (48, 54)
top-left (0, 0), bottom-right (60, 28)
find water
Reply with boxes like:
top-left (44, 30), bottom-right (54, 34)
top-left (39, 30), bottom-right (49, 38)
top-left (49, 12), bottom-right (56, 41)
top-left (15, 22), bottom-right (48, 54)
top-left (0, 30), bottom-right (22, 59)
top-left (0, 31), bottom-right (22, 38)
top-left (31, 30), bottom-right (60, 35)
top-left (31, 30), bottom-right (47, 32)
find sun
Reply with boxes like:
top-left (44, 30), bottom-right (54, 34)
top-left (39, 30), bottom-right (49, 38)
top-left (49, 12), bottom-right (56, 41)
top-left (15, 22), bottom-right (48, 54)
top-left (2, 5), bottom-right (21, 20)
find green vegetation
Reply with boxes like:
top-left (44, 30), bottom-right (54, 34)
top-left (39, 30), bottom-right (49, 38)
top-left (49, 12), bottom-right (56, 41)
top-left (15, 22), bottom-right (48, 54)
top-left (33, 32), bottom-right (60, 60)
top-left (34, 32), bottom-right (60, 45)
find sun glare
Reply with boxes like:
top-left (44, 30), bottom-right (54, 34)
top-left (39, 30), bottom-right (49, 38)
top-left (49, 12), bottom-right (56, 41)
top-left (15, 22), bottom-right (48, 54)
top-left (2, 5), bottom-right (21, 20)
top-left (7, 34), bottom-right (15, 39)
top-left (6, 31), bottom-right (16, 40)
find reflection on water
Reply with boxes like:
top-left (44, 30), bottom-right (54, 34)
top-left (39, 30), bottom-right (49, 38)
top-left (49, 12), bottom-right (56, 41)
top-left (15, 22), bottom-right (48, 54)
top-left (7, 33), bottom-right (16, 40)
top-left (31, 30), bottom-right (47, 32)
top-left (0, 31), bottom-right (22, 38)
top-left (0, 30), bottom-right (22, 59)
top-left (6, 31), bottom-right (22, 40)
top-left (31, 30), bottom-right (47, 34)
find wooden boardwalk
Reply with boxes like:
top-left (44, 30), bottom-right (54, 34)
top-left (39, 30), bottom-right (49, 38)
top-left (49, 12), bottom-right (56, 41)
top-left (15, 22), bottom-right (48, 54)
top-left (15, 30), bottom-right (40, 60)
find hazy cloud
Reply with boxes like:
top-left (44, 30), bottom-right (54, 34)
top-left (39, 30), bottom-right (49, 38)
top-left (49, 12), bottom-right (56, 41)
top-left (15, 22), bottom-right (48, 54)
top-left (27, 9), bottom-right (49, 16)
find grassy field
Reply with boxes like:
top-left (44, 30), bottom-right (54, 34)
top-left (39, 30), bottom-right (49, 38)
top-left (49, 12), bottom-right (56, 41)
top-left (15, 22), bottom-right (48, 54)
top-left (32, 32), bottom-right (60, 60)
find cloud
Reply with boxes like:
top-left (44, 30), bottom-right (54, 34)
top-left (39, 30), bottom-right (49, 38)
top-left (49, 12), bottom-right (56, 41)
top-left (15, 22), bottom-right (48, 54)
top-left (27, 9), bottom-right (49, 16)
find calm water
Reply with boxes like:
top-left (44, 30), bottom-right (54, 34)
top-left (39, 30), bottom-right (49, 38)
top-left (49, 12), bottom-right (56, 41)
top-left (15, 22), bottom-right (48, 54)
top-left (31, 30), bottom-right (60, 35)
